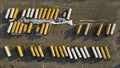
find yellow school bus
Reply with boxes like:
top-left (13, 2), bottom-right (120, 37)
top-left (18, 23), bottom-right (24, 34)
top-left (104, 46), bottom-right (111, 59)
top-left (46, 8), bottom-right (51, 19)
top-left (11, 21), bottom-right (17, 33)
top-left (17, 45), bottom-right (24, 57)
top-left (54, 8), bottom-right (59, 20)
top-left (50, 45), bottom-right (56, 57)
top-left (13, 8), bottom-right (19, 19)
top-left (15, 21), bottom-right (21, 34)
top-left (38, 8), bottom-right (43, 19)
top-left (38, 45), bottom-right (44, 58)
top-left (36, 26), bottom-right (40, 33)
top-left (34, 46), bottom-right (40, 57)
top-left (84, 23), bottom-right (91, 35)
top-left (42, 8), bottom-right (47, 19)
top-left (55, 46), bottom-right (60, 58)
top-left (106, 23), bottom-right (112, 35)
top-left (50, 8), bottom-right (55, 19)
top-left (27, 22), bottom-right (33, 33)
top-left (58, 46), bottom-right (65, 58)
top-left (30, 45), bottom-right (36, 57)
top-left (23, 24), bottom-right (28, 32)
top-left (43, 23), bottom-right (49, 35)
top-left (100, 47), bottom-right (106, 59)
top-left (76, 24), bottom-right (82, 35)
top-left (62, 45), bottom-right (68, 57)
top-left (96, 24), bottom-right (103, 36)
top-left (40, 23), bottom-right (45, 35)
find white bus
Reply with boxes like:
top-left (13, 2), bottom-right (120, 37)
top-left (4, 46), bottom-right (12, 57)
top-left (91, 46), bottom-right (98, 58)
top-left (30, 8), bottom-right (35, 18)
top-left (34, 8), bottom-right (39, 19)
top-left (5, 8), bottom-right (11, 19)
top-left (83, 46), bottom-right (90, 58)
top-left (80, 47), bottom-right (87, 59)
top-left (110, 23), bottom-right (116, 35)
top-left (71, 48), bottom-right (78, 60)
top-left (66, 8), bottom-right (72, 20)
top-left (10, 8), bottom-right (15, 18)
top-left (96, 46), bottom-right (102, 58)
top-left (21, 9), bottom-right (27, 18)
top-left (62, 45), bottom-right (68, 57)
top-left (26, 8), bottom-right (31, 18)
top-left (75, 47), bottom-right (82, 58)
top-left (7, 22), bottom-right (13, 33)
top-left (67, 47), bottom-right (73, 59)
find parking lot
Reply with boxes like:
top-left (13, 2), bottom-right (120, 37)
top-left (0, 0), bottom-right (120, 68)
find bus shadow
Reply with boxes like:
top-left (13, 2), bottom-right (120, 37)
top-left (0, 47), bottom-right (6, 60)
top-left (0, 10), bottom-right (9, 23)
top-left (83, 24), bottom-right (108, 41)
top-left (64, 25), bottom-right (84, 41)
top-left (0, 24), bottom-right (23, 39)
top-left (113, 64), bottom-right (120, 68)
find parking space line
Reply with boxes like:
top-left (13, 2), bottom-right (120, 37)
top-left (33, 0), bottom-right (35, 8)
top-left (5, 0), bottom-right (19, 3)
top-left (82, 64), bottom-right (83, 68)
top-left (56, 66), bottom-right (64, 68)
top-left (4, 0), bottom-right (30, 5)
top-left (43, 65), bottom-right (44, 68)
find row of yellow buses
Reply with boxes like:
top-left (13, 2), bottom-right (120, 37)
top-left (76, 23), bottom-right (91, 36)
top-left (21, 8), bottom-right (59, 20)
top-left (7, 21), bottom-right (33, 34)
top-left (76, 23), bottom-right (116, 36)
top-left (7, 21), bottom-right (50, 35)
top-left (36, 23), bottom-right (50, 35)
top-left (50, 45), bottom-right (68, 58)
top-left (30, 45), bottom-right (44, 58)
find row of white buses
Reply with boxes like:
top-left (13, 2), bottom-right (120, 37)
top-left (4, 45), bottom-right (44, 58)
top-left (91, 46), bottom-right (111, 59)
top-left (7, 21), bottom-right (50, 35)
top-left (76, 23), bottom-right (116, 36)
